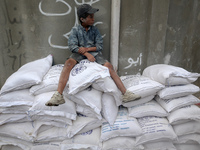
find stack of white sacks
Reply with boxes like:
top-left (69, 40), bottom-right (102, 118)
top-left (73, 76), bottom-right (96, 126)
top-left (142, 64), bottom-right (200, 150)
top-left (0, 55), bottom-right (200, 150)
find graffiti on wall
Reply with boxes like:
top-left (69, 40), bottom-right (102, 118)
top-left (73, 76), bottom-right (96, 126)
top-left (123, 53), bottom-right (142, 75)
top-left (39, 0), bottom-right (105, 49)
top-left (124, 53), bottom-right (142, 69)
top-left (2, 0), bottom-right (25, 70)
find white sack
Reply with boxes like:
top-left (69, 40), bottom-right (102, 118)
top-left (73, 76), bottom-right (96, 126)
top-left (0, 122), bottom-right (34, 142)
top-left (30, 64), bottom-right (63, 95)
top-left (61, 128), bottom-right (102, 150)
top-left (120, 75), bottom-right (164, 98)
top-left (67, 59), bottom-right (110, 95)
top-left (0, 105), bottom-right (30, 114)
top-left (0, 113), bottom-right (29, 125)
top-left (142, 64), bottom-right (200, 85)
top-left (32, 120), bottom-right (68, 138)
top-left (101, 93), bottom-right (118, 125)
top-left (0, 136), bottom-right (32, 150)
top-left (135, 116), bottom-right (177, 145)
top-left (122, 95), bottom-right (155, 107)
top-left (156, 95), bottom-right (200, 113)
top-left (76, 104), bottom-right (102, 120)
top-left (174, 144), bottom-right (200, 150)
top-left (35, 126), bottom-right (69, 142)
top-left (102, 136), bottom-right (144, 150)
top-left (167, 105), bottom-right (200, 125)
top-left (0, 55), bottom-right (53, 95)
top-left (92, 76), bottom-right (122, 106)
top-left (30, 114), bottom-right (72, 125)
top-left (31, 142), bottom-right (60, 150)
top-left (0, 145), bottom-right (23, 150)
top-left (28, 91), bottom-right (77, 120)
top-left (172, 121), bottom-right (200, 136)
top-left (67, 114), bottom-right (102, 138)
top-left (35, 115), bottom-right (102, 142)
top-left (157, 84), bottom-right (200, 99)
top-left (176, 133), bottom-right (200, 144)
top-left (143, 141), bottom-right (176, 150)
top-left (100, 107), bottom-right (142, 142)
top-left (65, 87), bottom-right (102, 115)
top-left (128, 100), bottom-right (168, 118)
top-left (0, 89), bottom-right (34, 107)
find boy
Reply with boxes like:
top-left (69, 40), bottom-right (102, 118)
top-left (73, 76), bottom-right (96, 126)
top-left (45, 4), bottom-right (141, 106)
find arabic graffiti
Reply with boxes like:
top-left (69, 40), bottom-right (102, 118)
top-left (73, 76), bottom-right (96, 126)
top-left (124, 53), bottom-right (142, 69)
top-left (39, 0), bottom-right (104, 49)
top-left (39, 0), bottom-right (72, 16)
top-left (3, 0), bottom-right (25, 70)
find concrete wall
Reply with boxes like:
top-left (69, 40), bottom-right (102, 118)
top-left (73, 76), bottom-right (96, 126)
top-left (0, 0), bottom-right (200, 94)
top-left (0, 0), bottom-right (111, 88)
top-left (118, 0), bottom-right (200, 96)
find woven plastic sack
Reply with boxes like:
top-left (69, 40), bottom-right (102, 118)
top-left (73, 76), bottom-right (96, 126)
top-left (142, 64), bottom-right (200, 85)
top-left (156, 95), bottom-right (200, 113)
top-left (157, 84), bottom-right (200, 99)
top-left (30, 64), bottom-right (63, 95)
top-left (173, 120), bottom-right (200, 136)
top-left (61, 128), bottom-right (102, 150)
top-left (102, 136), bottom-right (144, 150)
top-left (0, 136), bottom-right (32, 150)
top-left (144, 141), bottom-right (176, 150)
top-left (175, 133), bottom-right (200, 144)
top-left (122, 95), bottom-right (155, 107)
top-left (67, 59), bottom-right (110, 95)
top-left (76, 104), bottom-right (102, 120)
top-left (101, 107), bottom-right (142, 142)
top-left (101, 93), bottom-right (118, 125)
top-left (120, 75), bottom-right (164, 98)
top-left (0, 89), bottom-right (34, 107)
top-left (92, 76), bottom-right (122, 106)
top-left (128, 100), bottom-right (168, 118)
top-left (174, 144), bottom-right (200, 150)
top-left (28, 91), bottom-right (77, 120)
top-left (0, 55), bottom-right (53, 95)
top-left (0, 122), bottom-right (34, 142)
top-left (65, 87), bottom-right (102, 115)
top-left (167, 105), bottom-right (200, 125)
top-left (135, 116), bottom-right (177, 145)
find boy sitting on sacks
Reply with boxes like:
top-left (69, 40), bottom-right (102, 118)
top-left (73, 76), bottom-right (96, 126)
top-left (45, 4), bottom-right (141, 106)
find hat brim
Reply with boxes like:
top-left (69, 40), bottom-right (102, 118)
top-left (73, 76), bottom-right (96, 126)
top-left (87, 8), bottom-right (99, 14)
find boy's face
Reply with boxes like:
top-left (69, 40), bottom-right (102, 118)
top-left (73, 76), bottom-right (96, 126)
top-left (81, 14), bottom-right (95, 26)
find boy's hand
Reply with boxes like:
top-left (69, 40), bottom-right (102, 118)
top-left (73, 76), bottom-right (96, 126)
top-left (84, 53), bottom-right (96, 62)
top-left (78, 47), bottom-right (88, 55)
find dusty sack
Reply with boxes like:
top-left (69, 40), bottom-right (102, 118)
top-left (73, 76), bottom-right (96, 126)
top-left (67, 59), bottom-right (110, 95)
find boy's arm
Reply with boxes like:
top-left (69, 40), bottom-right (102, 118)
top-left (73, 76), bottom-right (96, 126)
top-left (83, 52), bottom-right (95, 62)
top-left (68, 28), bottom-right (79, 53)
top-left (78, 47), bottom-right (96, 55)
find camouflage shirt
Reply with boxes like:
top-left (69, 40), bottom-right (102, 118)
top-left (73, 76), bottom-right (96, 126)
top-left (68, 24), bottom-right (103, 57)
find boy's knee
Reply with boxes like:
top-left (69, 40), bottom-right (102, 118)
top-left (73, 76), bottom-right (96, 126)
top-left (65, 58), bottom-right (77, 67)
top-left (104, 62), bottom-right (114, 71)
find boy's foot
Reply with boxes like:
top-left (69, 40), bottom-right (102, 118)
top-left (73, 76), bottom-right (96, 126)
top-left (122, 90), bottom-right (141, 103)
top-left (45, 91), bottom-right (65, 106)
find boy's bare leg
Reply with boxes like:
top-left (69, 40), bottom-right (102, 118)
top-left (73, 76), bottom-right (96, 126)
top-left (103, 62), bottom-right (141, 102)
top-left (103, 62), bottom-right (126, 94)
top-left (45, 58), bottom-right (77, 106)
top-left (57, 58), bottom-right (77, 94)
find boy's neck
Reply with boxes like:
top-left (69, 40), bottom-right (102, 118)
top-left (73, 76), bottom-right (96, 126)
top-left (81, 23), bottom-right (90, 31)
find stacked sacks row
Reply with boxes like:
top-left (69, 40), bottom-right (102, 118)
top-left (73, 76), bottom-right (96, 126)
top-left (0, 55), bottom-right (200, 150)
top-left (118, 75), bottom-right (176, 149)
top-left (143, 64), bottom-right (200, 150)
